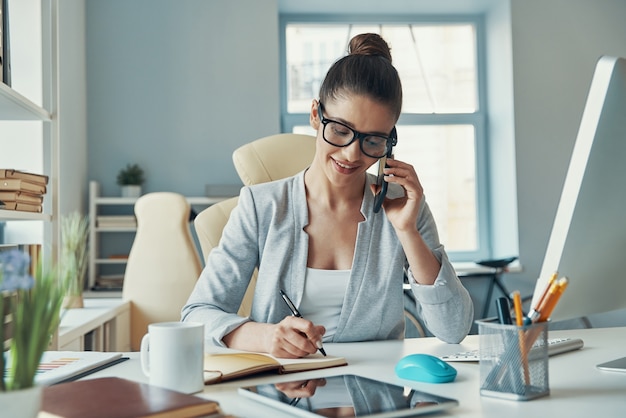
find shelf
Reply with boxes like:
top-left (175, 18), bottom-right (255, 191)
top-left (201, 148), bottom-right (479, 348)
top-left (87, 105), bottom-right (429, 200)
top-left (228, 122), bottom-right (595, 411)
top-left (0, 209), bottom-right (51, 221)
top-left (94, 196), bottom-right (229, 205)
top-left (95, 258), bottom-right (128, 265)
top-left (0, 82), bottom-right (51, 121)
top-left (83, 290), bottom-right (123, 298)
top-left (95, 227), bottom-right (137, 232)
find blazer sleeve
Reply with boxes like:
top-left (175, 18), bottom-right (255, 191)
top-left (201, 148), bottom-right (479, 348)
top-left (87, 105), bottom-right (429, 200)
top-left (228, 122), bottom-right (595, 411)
top-left (181, 187), bottom-right (259, 346)
top-left (407, 199), bottom-right (474, 343)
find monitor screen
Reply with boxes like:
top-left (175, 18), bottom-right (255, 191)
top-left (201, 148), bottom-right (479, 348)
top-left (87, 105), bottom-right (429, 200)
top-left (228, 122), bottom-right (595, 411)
top-left (531, 56), bottom-right (626, 322)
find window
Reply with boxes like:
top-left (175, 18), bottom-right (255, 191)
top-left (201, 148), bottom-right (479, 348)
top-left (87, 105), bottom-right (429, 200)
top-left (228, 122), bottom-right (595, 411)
top-left (280, 17), bottom-right (488, 261)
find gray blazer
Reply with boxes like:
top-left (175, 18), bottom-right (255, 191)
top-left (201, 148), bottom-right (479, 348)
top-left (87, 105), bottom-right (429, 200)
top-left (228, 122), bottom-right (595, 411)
top-left (182, 170), bottom-right (473, 346)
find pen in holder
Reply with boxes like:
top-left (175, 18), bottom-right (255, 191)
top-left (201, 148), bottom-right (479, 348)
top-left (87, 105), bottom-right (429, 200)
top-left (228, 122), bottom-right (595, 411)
top-left (477, 320), bottom-right (550, 401)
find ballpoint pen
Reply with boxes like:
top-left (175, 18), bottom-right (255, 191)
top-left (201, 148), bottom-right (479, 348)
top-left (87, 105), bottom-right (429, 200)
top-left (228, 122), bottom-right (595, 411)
top-left (279, 289), bottom-right (327, 356)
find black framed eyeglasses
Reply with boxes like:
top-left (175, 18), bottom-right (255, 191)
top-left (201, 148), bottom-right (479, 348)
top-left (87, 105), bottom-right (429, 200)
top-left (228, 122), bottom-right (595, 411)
top-left (317, 102), bottom-right (397, 159)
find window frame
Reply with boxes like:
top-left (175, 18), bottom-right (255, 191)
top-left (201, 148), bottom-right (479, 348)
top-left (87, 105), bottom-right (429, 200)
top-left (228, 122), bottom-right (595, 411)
top-left (279, 14), bottom-right (490, 262)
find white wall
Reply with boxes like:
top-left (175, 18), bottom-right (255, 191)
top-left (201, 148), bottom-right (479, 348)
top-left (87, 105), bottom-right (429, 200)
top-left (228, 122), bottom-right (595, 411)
top-left (58, 0), bottom-right (88, 215)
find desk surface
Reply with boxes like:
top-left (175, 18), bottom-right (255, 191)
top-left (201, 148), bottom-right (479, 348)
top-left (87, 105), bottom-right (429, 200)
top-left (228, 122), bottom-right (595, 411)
top-left (87, 327), bottom-right (626, 417)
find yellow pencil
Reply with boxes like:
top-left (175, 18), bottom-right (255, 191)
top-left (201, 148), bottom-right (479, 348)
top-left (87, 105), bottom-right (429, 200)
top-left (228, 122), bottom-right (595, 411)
top-left (537, 277), bottom-right (569, 322)
top-left (512, 290), bottom-right (524, 326)
top-left (512, 290), bottom-right (530, 385)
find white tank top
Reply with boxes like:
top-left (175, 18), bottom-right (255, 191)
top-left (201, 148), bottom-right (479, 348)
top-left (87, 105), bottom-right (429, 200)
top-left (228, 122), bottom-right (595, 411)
top-left (298, 268), bottom-right (350, 342)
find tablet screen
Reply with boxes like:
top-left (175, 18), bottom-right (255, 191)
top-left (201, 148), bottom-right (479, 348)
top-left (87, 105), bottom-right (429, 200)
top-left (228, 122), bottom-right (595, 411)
top-left (238, 374), bottom-right (458, 418)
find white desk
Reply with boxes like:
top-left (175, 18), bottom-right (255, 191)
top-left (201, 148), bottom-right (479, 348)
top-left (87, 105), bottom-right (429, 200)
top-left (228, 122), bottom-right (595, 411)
top-left (58, 298), bottom-right (130, 351)
top-left (86, 327), bottom-right (626, 417)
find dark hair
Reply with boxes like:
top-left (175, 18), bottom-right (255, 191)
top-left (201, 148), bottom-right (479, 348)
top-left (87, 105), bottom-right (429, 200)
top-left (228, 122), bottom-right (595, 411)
top-left (318, 33), bottom-right (403, 120)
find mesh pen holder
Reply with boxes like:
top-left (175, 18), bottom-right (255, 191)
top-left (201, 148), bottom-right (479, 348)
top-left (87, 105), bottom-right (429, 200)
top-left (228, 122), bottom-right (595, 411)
top-left (477, 320), bottom-right (550, 401)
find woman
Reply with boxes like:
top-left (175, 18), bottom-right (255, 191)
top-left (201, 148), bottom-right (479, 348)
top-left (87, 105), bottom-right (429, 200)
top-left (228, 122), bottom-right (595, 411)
top-left (182, 33), bottom-right (473, 358)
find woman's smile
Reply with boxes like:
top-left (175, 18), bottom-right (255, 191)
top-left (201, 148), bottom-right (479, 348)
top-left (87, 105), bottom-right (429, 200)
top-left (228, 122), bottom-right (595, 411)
top-left (331, 157), bottom-right (360, 174)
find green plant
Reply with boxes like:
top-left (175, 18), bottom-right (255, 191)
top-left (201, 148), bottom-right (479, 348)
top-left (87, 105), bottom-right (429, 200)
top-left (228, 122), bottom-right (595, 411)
top-left (116, 163), bottom-right (145, 186)
top-left (60, 212), bottom-right (89, 297)
top-left (0, 250), bottom-right (70, 391)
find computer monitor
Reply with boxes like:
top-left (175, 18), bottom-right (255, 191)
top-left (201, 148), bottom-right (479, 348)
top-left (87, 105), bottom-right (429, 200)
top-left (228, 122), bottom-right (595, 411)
top-left (531, 55), bottom-right (626, 323)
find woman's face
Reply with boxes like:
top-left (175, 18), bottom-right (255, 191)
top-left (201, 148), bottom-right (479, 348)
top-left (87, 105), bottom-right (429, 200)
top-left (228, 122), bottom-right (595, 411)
top-left (309, 94), bottom-right (396, 188)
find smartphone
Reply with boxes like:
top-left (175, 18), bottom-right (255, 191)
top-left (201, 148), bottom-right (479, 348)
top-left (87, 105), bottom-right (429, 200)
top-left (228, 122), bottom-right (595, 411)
top-left (373, 128), bottom-right (396, 214)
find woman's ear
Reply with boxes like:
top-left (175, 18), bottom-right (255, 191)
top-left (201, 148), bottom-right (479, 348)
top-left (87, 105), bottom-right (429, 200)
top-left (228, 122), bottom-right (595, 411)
top-left (310, 99), bottom-right (320, 131)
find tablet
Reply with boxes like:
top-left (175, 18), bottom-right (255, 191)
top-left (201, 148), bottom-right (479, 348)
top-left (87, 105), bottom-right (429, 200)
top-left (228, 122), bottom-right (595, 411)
top-left (238, 374), bottom-right (458, 418)
top-left (597, 356), bottom-right (626, 373)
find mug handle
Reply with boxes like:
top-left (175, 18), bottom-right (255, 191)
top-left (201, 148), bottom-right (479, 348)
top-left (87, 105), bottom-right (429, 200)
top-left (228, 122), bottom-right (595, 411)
top-left (140, 333), bottom-right (151, 377)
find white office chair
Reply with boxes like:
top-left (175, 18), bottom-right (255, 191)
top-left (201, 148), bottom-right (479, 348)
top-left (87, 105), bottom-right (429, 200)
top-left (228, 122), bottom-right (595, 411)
top-left (123, 192), bottom-right (202, 350)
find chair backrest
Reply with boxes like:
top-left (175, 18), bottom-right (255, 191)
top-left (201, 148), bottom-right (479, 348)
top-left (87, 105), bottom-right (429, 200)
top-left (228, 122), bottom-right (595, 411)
top-left (194, 133), bottom-right (316, 317)
top-left (232, 133), bottom-right (316, 186)
top-left (194, 196), bottom-right (239, 260)
top-left (123, 192), bottom-right (202, 350)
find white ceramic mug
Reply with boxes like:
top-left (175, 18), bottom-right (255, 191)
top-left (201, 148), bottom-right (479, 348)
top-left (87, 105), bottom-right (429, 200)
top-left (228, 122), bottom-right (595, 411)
top-left (140, 321), bottom-right (204, 394)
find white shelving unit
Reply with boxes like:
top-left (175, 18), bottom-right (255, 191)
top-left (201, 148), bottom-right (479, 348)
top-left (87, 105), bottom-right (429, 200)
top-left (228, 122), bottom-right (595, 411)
top-left (0, 0), bottom-right (58, 245)
top-left (0, 1), bottom-right (59, 349)
top-left (88, 181), bottom-right (228, 292)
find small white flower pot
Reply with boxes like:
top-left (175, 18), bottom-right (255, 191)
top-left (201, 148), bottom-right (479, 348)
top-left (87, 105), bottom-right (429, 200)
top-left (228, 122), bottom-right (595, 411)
top-left (121, 185), bottom-right (142, 198)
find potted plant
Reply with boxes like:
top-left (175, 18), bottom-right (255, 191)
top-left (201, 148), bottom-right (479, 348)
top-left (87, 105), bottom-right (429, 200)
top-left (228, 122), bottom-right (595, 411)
top-left (60, 212), bottom-right (90, 309)
top-left (116, 163), bottom-right (145, 198)
top-left (0, 249), bottom-right (70, 416)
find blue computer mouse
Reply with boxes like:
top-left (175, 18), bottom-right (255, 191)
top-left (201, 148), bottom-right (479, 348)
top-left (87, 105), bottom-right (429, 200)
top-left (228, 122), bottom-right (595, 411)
top-left (394, 353), bottom-right (457, 383)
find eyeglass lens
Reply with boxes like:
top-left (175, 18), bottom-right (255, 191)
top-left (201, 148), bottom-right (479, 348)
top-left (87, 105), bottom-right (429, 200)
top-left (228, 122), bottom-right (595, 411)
top-left (323, 122), bottom-right (389, 158)
top-left (318, 104), bottom-right (391, 158)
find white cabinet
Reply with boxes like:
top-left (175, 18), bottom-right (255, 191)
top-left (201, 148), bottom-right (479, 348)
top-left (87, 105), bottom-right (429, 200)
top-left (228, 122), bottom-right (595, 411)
top-left (88, 181), bottom-right (227, 291)
top-left (58, 298), bottom-right (131, 352)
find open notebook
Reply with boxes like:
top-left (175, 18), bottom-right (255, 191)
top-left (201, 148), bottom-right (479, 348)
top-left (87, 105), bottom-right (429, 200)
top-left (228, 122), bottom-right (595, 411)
top-left (203, 349), bottom-right (347, 384)
top-left (33, 351), bottom-right (125, 385)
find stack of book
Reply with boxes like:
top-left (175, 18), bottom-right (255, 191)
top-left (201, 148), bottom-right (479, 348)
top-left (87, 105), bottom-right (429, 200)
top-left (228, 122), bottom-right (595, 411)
top-left (0, 169), bottom-right (48, 213)
top-left (96, 215), bottom-right (137, 228)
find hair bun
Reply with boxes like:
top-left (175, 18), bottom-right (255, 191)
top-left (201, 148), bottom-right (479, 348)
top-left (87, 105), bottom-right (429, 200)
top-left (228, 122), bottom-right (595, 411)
top-left (348, 33), bottom-right (392, 63)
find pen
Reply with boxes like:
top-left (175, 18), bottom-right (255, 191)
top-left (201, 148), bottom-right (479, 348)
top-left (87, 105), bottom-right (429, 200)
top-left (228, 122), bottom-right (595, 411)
top-left (495, 297), bottom-right (512, 325)
top-left (279, 289), bottom-right (327, 356)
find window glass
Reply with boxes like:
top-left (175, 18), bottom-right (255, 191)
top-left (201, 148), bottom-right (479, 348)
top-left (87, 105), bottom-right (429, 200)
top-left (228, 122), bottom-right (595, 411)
top-left (286, 24), bottom-right (477, 114)
top-left (394, 125), bottom-right (477, 252)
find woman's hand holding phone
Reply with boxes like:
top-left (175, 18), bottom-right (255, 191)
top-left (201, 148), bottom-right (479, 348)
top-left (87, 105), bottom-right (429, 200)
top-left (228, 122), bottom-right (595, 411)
top-left (372, 157), bottom-right (425, 231)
